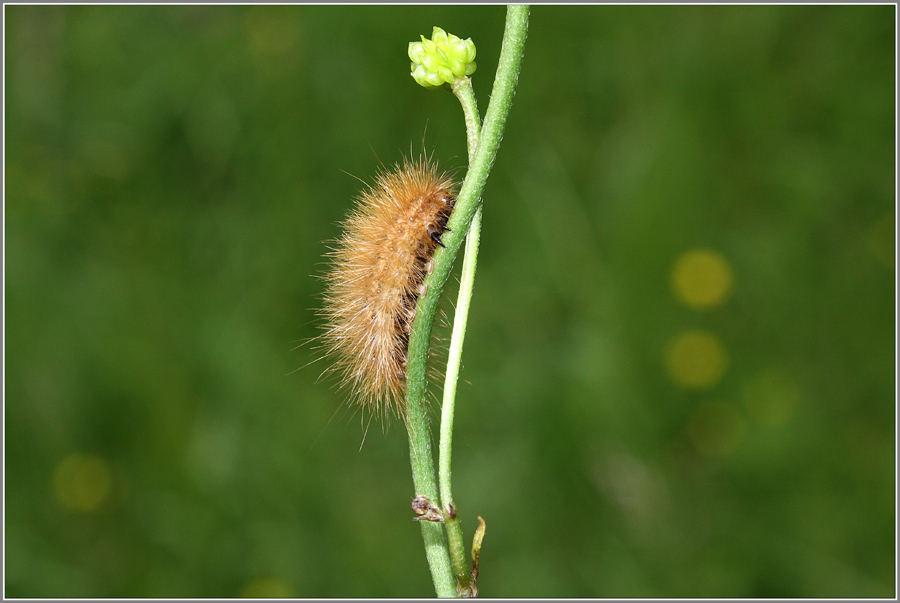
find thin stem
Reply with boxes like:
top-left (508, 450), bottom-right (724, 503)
top-left (404, 5), bottom-right (530, 597)
top-left (452, 77), bottom-right (482, 165)
top-left (439, 75), bottom-right (484, 595)
top-left (440, 205), bottom-right (483, 594)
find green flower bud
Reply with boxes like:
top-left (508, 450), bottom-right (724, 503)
top-left (409, 26), bottom-right (477, 89)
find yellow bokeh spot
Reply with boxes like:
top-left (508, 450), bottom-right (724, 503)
top-left (240, 577), bottom-right (296, 599)
top-left (671, 248), bottom-right (734, 309)
top-left (741, 367), bottom-right (801, 427)
top-left (665, 330), bottom-right (728, 390)
top-left (688, 401), bottom-right (745, 457)
top-left (52, 453), bottom-right (112, 513)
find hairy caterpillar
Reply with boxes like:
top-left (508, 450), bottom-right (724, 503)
top-left (320, 156), bottom-right (457, 419)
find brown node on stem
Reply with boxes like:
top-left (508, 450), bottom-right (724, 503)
top-left (411, 494), bottom-right (444, 522)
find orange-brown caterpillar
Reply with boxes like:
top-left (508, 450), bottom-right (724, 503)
top-left (320, 156), bottom-right (456, 419)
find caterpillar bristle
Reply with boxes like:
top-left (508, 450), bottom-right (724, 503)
top-left (319, 155), bottom-right (457, 421)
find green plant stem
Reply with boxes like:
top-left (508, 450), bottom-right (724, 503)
top-left (452, 77), bottom-right (482, 165)
top-left (405, 5), bottom-right (529, 597)
top-left (405, 391), bottom-right (456, 597)
top-left (439, 76), bottom-right (483, 595)
top-left (440, 205), bottom-right (483, 594)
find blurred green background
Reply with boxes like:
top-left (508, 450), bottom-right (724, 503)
top-left (5, 5), bottom-right (895, 598)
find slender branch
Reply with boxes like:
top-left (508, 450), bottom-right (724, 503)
top-left (439, 74), bottom-right (483, 595)
top-left (452, 77), bottom-right (482, 165)
top-left (440, 204), bottom-right (483, 595)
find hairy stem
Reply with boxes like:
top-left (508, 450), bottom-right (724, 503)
top-left (452, 77), bottom-right (482, 165)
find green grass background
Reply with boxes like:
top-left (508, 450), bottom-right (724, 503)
top-left (5, 5), bottom-right (895, 598)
